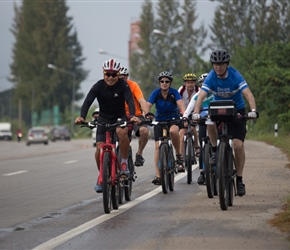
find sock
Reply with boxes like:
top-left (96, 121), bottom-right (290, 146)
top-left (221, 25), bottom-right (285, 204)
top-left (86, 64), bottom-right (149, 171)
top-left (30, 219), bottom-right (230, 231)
top-left (121, 158), bottom-right (128, 164)
top-left (237, 176), bottom-right (243, 182)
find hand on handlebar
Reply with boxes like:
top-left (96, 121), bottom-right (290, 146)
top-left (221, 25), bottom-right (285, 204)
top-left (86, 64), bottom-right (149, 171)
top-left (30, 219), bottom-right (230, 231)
top-left (247, 111), bottom-right (259, 118)
top-left (130, 116), bottom-right (141, 125)
top-left (145, 112), bottom-right (155, 121)
top-left (181, 116), bottom-right (188, 127)
top-left (192, 113), bottom-right (200, 121)
top-left (75, 116), bottom-right (85, 125)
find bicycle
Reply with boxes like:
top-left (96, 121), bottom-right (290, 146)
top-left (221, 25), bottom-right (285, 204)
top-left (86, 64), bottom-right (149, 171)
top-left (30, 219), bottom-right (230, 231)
top-left (81, 118), bottom-right (130, 214)
top-left (183, 119), bottom-right (197, 184)
top-left (152, 118), bottom-right (181, 194)
top-left (116, 128), bottom-right (135, 203)
top-left (209, 100), bottom-right (256, 210)
top-left (200, 117), bottom-right (218, 199)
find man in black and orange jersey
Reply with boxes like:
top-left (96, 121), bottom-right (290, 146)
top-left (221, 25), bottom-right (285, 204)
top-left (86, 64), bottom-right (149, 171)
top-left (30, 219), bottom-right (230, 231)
top-left (119, 67), bottom-right (149, 167)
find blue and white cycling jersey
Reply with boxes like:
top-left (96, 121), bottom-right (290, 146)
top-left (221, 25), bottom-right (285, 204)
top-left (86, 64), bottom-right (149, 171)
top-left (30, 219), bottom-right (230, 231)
top-left (202, 66), bottom-right (248, 110)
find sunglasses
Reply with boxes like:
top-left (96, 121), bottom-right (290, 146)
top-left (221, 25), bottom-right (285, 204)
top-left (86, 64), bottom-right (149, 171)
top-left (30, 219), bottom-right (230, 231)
top-left (104, 72), bottom-right (118, 78)
top-left (160, 80), bottom-right (170, 84)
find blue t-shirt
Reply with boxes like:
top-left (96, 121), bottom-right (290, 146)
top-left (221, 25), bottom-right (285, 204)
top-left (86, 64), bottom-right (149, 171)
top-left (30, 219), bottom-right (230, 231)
top-left (202, 66), bottom-right (248, 110)
top-left (148, 87), bottom-right (181, 121)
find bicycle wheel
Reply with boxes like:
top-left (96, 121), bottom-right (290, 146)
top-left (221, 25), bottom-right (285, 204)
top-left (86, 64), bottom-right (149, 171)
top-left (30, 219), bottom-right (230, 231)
top-left (125, 146), bottom-right (133, 201)
top-left (213, 165), bottom-right (218, 196)
top-left (218, 141), bottom-right (230, 210)
top-left (116, 147), bottom-right (124, 204)
top-left (111, 159), bottom-right (120, 210)
top-left (204, 140), bottom-right (214, 198)
top-left (102, 151), bottom-right (112, 214)
top-left (185, 136), bottom-right (193, 184)
top-left (168, 147), bottom-right (175, 192)
top-left (159, 143), bottom-right (169, 194)
top-left (228, 147), bottom-right (234, 206)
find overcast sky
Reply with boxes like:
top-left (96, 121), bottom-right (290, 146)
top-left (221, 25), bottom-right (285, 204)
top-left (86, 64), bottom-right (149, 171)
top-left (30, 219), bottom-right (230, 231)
top-left (0, 0), bottom-right (218, 104)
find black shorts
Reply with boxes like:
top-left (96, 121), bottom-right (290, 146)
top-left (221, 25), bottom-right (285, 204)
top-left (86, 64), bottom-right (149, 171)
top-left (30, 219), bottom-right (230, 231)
top-left (153, 119), bottom-right (182, 142)
top-left (96, 115), bottom-right (127, 143)
top-left (132, 115), bottom-right (148, 137)
top-left (217, 108), bottom-right (247, 142)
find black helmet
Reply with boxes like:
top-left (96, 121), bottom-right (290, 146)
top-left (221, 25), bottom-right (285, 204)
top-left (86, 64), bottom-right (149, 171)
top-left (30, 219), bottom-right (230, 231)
top-left (158, 71), bottom-right (173, 81)
top-left (210, 49), bottom-right (230, 64)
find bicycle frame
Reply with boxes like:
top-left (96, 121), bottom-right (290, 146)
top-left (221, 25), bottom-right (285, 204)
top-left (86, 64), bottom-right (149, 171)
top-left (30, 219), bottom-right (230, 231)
top-left (98, 130), bottom-right (119, 187)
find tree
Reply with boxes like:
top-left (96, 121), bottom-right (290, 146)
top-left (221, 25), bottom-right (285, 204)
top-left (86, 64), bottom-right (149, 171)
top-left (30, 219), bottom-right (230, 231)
top-left (130, 0), bottom-right (207, 98)
top-left (10, 0), bottom-right (88, 125)
top-left (210, 0), bottom-right (290, 53)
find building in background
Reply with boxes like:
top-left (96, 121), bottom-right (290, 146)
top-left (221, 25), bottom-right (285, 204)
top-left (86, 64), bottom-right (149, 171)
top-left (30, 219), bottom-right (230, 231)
top-left (128, 20), bottom-right (141, 69)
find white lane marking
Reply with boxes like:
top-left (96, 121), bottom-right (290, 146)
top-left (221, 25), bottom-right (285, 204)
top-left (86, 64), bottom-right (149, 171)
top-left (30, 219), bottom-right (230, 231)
top-left (32, 165), bottom-right (199, 250)
top-left (64, 160), bottom-right (77, 164)
top-left (3, 170), bottom-right (28, 176)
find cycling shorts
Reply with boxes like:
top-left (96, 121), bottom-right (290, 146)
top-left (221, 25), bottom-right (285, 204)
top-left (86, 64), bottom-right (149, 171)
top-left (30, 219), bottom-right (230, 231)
top-left (96, 115), bottom-right (127, 143)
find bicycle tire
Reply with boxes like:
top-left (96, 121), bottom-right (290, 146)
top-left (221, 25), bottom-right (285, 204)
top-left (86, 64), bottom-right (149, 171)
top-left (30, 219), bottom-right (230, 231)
top-left (228, 147), bottom-right (234, 206)
top-left (168, 146), bottom-right (175, 191)
top-left (125, 146), bottom-right (133, 201)
top-left (116, 146), bottom-right (124, 204)
top-left (185, 136), bottom-right (193, 184)
top-left (218, 141), bottom-right (229, 210)
top-left (213, 166), bottom-right (218, 196)
top-left (159, 143), bottom-right (169, 194)
top-left (111, 159), bottom-right (120, 210)
top-left (204, 141), bottom-right (214, 198)
top-left (102, 151), bottom-right (112, 214)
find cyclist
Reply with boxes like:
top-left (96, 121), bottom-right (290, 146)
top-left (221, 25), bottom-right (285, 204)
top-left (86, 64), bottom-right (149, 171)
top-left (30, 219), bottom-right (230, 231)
top-left (75, 59), bottom-right (137, 193)
top-left (119, 66), bottom-right (149, 167)
top-left (178, 73), bottom-right (200, 172)
top-left (183, 73), bottom-right (214, 185)
top-left (192, 49), bottom-right (258, 196)
top-left (147, 71), bottom-right (186, 185)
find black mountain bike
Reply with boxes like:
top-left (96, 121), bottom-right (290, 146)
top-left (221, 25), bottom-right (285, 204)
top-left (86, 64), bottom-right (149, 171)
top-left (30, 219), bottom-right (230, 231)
top-left (209, 100), bottom-right (256, 210)
top-left (183, 120), bottom-right (197, 184)
top-left (202, 134), bottom-right (218, 198)
top-left (153, 119), bottom-right (181, 194)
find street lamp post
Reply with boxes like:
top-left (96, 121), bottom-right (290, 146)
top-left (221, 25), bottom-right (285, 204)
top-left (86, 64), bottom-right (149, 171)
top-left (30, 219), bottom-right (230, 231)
top-left (98, 49), bottom-right (127, 61)
top-left (47, 64), bottom-right (76, 135)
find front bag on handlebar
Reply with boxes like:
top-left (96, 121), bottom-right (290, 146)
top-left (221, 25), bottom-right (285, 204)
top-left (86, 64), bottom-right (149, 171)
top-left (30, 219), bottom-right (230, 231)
top-left (209, 100), bottom-right (237, 122)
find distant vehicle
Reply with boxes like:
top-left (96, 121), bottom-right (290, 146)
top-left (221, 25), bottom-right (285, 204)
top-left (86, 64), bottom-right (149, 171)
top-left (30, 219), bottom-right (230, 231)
top-left (50, 126), bottom-right (70, 141)
top-left (26, 127), bottom-right (49, 146)
top-left (0, 122), bottom-right (13, 141)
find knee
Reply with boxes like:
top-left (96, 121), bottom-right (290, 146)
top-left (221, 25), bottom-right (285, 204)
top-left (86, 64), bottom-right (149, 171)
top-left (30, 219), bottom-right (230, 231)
top-left (139, 127), bottom-right (149, 137)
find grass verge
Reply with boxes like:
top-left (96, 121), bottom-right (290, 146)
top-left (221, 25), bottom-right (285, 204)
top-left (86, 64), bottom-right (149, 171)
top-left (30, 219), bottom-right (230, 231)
top-left (247, 131), bottom-right (290, 240)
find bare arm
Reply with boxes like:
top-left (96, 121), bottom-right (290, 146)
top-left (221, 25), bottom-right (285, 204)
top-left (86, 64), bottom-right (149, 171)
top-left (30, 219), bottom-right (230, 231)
top-left (177, 99), bottom-right (185, 115)
top-left (242, 88), bottom-right (256, 110)
top-left (138, 97), bottom-right (149, 115)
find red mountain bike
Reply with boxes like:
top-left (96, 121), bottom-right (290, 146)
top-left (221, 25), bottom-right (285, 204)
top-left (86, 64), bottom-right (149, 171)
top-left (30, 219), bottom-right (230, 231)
top-left (82, 118), bottom-right (130, 214)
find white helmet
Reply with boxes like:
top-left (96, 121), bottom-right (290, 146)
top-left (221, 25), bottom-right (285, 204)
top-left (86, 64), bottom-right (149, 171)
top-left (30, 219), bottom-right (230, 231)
top-left (158, 71), bottom-right (173, 81)
top-left (198, 73), bottom-right (208, 84)
top-left (119, 67), bottom-right (129, 75)
top-left (102, 59), bottom-right (121, 72)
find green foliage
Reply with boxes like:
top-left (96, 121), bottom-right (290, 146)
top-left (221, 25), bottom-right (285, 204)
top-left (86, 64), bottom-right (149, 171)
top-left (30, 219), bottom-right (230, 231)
top-left (130, 0), bottom-right (207, 99)
top-left (210, 0), bottom-right (290, 53)
top-left (10, 0), bottom-right (88, 126)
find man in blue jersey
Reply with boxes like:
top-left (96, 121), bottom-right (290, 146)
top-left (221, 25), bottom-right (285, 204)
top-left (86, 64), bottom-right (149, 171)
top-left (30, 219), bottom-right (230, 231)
top-left (193, 49), bottom-right (258, 196)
